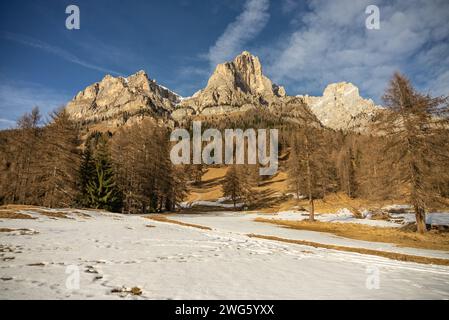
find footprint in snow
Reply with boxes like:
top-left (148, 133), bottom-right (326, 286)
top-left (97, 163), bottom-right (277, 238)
top-left (85, 266), bottom-right (99, 274)
top-left (27, 262), bottom-right (47, 267)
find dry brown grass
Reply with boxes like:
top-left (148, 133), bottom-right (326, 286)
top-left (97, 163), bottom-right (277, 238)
top-left (185, 167), bottom-right (401, 214)
top-left (0, 205), bottom-right (73, 220)
top-left (0, 204), bottom-right (44, 210)
top-left (255, 218), bottom-right (449, 251)
top-left (186, 167), bottom-right (227, 202)
top-left (184, 164), bottom-right (432, 215)
top-left (145, 215), bottom-right (212, 230)
top-left (35, 210), bottom-right (70, 219)
top-left (247, 234), bottom-right (449, 266)
top-left (257, 171), bottom-right (289, 193)
top-left (0, 209), bottom-right (35, 220)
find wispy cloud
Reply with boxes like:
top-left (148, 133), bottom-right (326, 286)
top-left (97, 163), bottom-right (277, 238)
top-left (206, 0), bottom-right (270, 67)
top-left (68, 34), bottom-right (142, 74)
top-left (1, 31), bottom-right (123, 76)
top-left (266, 0), bottom-right (449, 101)
top-left (0, 81), bottom-right (71, 129)
top-left (0, 118), bottom-right (16, 130)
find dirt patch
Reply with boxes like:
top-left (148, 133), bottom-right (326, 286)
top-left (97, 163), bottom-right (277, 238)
top-left (145, 215), bottom-right (212, 230)
top-left (111, 286), bottom-right (143, 297)
top-left (255, 218), bottom-right (449, 251)
top-left (247, 234), bottom-right (449, 266)
top-left (0, 209), bottom-right (35, 220)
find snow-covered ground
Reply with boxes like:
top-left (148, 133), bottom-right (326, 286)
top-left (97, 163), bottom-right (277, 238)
top-left (171, 212), bottom-right (449, 259)
top-left (264, 208), bottom-right (449, 228)
top-left (1, 208), bottom-right (449, 299)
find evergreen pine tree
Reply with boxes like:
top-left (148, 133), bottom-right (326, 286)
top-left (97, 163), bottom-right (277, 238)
top-left (86, 137), bottom-right (122, 212)
top-left (77, 146), bottom-right (96, 207)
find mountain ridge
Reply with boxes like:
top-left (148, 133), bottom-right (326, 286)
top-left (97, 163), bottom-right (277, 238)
top-left (64, 51), bottom-right (381, 131)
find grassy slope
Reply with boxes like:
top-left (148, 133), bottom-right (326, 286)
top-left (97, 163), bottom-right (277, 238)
top-left (185, 165), bottom-right (405, 214)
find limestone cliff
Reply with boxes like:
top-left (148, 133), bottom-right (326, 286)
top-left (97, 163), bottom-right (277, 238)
top-left (298, 82), bottom-right (382, 131)
top-left (173, 51), bottom-right (286, 120)
top-left (65, 71), bottom-right (181, 126)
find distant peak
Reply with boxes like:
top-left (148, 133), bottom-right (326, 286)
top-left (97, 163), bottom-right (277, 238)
top-left (102, 74), bottom-right (115, 80)
top-left (129, 70), bottom-right (148, 79)
top-left (234, 50), bottom-right (259, 63)
top-left (323, 82), bottom-right (359, 97)
top-left (239, 50), bottom-right (253, 57)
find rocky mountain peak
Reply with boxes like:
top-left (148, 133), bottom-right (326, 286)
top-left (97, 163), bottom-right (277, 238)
top-left (65, 70), bottom-right (180, 127)
top-left (208, 50), bottom-right (284, 98)
top-left (298, 82), bottom-right (381, 131)
top-left (323, 82), bottom-right (359, 100)
top-left (174, 51), bottom-right (286, 119)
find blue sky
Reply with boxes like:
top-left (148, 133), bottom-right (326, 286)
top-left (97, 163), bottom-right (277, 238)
top-left (1, 0), bottom-right (448, 129)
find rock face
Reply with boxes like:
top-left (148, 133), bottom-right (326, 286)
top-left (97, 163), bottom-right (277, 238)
top-left (65, 71), bottom-right (181, 126)
top-left (173, 51), bottom-right (286, 120)
top-left (298, 82), bottom-right (382, 131)
top-left (64, 51), bottom-right (380, 132)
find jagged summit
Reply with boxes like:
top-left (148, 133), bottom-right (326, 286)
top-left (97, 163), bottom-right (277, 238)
top-left (65, 70), bottom-right (181, 126)
top-left (222, 50), bottom-right (285, 97)
top-left (298, 82), bottom-right (382, 131)
top-left (174, 51), bottom-right (286, 119)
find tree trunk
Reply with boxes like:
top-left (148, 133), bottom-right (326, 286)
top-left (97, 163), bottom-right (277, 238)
top-left (309, 197), bottom-right (315, 222)
top-left (305, 135), bottom-right (314, 222)
top-left (414, 205), bottom-right (427, 234)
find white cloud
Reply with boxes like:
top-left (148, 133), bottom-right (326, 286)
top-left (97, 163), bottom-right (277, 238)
top-left (1, 31), bottom-right (123, 76)
top-left (266, 0), bottom-right (449, 102)
top-left (207, 0), bottom-right (270, 67)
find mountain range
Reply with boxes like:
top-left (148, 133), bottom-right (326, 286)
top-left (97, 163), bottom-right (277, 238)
top-left (65, 51), bottom-right (382, 131)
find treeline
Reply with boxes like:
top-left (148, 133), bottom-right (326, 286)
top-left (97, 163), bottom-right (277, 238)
top-left (0, 108), bottom-right (80, 207)
top-left (0, 112), bottom-right (187, 213)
